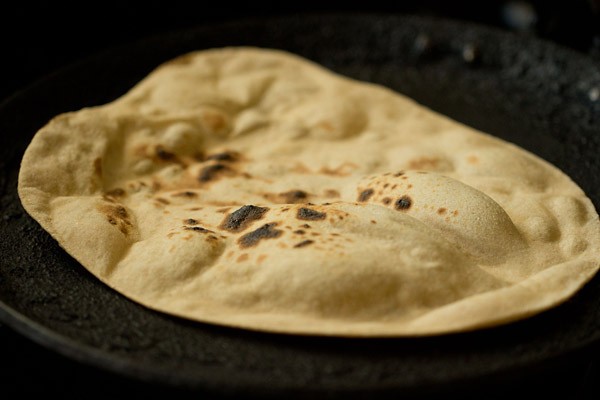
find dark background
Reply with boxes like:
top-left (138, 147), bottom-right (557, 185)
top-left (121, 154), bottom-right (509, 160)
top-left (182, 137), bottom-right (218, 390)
top-left (1, 1), bottom-right (600, 398)
top-left (1, 0), bottom-right (600, 103)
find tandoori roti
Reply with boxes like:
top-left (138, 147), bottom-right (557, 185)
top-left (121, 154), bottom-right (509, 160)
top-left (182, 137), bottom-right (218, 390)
top-left (17, 47), bottom-right (600, 336)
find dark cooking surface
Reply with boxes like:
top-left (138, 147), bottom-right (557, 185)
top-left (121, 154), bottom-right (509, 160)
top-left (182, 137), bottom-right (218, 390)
top-left (2, 10), bottom-right (600, 399)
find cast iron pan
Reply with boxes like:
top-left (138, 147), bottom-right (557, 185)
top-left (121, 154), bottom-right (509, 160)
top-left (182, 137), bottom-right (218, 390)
top-left (1, 14), bottom-right (600, 398)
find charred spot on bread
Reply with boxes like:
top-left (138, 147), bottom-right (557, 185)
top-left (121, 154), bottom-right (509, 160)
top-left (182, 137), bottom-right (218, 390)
top-left (98, 204), bottom-right (132, 235)
top-left (198, 163), bottom-right (230, 182)
top-left (221, 205), bottom-right (269, 232)
top-left (280, 190), bottom-right (308, 203)
top-left (105, 188), bottom-right (126, 198)
top-left (93, 157), bottom-right (103, 177)
top-left (155, 145), bottom-right (176, 161)
top-left (294, 239), bottom-right (314, 248)
top-left (172, 191), bottom-right (197, 198)
top-left (238, 223), bottom-right (282, 248)
top-left (206, 150), bottom-right (239, 162)
top-left (395, 196), bottom-right (412, 210)
top-left (184, 226), bottom-right (214, 233)
top-left (358, 188), bottom-right (374, 202)
top-left (297, 207), bottom-right (327, 221)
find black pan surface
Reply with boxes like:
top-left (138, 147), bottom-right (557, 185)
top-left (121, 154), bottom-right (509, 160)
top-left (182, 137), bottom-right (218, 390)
top-left (1, 14), bottom-right (600, 398)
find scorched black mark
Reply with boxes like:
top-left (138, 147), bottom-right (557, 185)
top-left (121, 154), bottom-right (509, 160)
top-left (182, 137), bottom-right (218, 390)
top-left (155, 146), bottom-right (176, 161)
top-left (198, 164), bottom-right (229, 182)
top-left (220, 205), bottom-right (269, 232)
top-left (105, 188), bottom-right (126, 197)
top-left (357, 188), bottom-right (374, 202)
top-left (172, 191), bottom-right (197, 198)
top-left (294, 240), bottom-right (314, 248)
top-left (206, 151), bottom-right (239, 162)
top-left (280, 190), bottom-right (308, 203)
top-left (184, 226), bottom-right (214, 233)
top-left (395, 196), bottom-right (412, 210)
top-left (238, 223), bottom-right (282, 248)
top-left (297, 207), bottom-right (326, 221)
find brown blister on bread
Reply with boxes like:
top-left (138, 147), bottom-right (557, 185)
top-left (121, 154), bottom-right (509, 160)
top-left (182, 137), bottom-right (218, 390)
top-left (319, 162), bottom-right (358, 176)
top-left (263, 189), bottom-right (310, 204)
top-left (406, 156), bottom-right (452, 171)
top-left (279, 189), bottom-right (309, 203)
top-left (98, 203), bottom-right (133, 236)
top-left (105, 188), bottom-right (126, 198)
top-left (171, 191), bottom-right (197, 198)
top-left (155, 145), bottom-right (177, 161)
top-left (324, 189), bottom-right (340, 198)
top-left (94, 157), bottom-right (103, 177)
top-left (201, 108), bottom-right (229, 136)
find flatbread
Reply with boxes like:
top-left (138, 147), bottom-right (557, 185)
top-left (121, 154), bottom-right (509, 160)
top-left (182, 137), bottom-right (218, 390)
top-left (17, 47), bottom-right (600, 336)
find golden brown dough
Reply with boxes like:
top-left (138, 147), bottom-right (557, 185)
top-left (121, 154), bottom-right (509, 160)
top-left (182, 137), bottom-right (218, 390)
top-left (18, 47), bottom-right (600, 336)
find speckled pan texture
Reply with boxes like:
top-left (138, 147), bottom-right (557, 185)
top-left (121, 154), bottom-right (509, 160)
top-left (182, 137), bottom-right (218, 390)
top-left (2, 14), bottom-right (600, 397)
